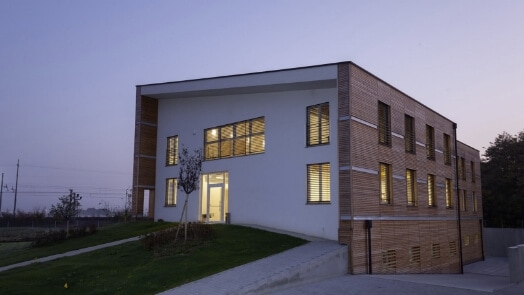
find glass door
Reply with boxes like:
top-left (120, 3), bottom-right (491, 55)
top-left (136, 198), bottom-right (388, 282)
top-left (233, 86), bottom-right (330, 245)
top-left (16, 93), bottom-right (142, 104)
top-left (201, 172), bottom-right (229, 223)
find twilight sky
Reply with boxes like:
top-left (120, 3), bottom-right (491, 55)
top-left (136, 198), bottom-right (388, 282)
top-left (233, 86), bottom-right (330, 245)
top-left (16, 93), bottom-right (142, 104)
top-left (0, 0), bottom-right (523, 212)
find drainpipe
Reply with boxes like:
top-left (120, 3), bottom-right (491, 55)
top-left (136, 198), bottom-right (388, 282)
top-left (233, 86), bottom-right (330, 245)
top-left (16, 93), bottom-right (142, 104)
top-left (453, 123), bottom-right (464, 274)
top-left (479, 219), bottom-right (485, 261)
top-left (365, 220), bottom-right (373, 274)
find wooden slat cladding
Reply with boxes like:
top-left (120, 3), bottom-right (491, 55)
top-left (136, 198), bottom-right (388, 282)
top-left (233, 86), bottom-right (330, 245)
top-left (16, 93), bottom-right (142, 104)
top-left (338, 62), bottom-right (482, 274)
top-left (132, 92), bottom-right (158, 217)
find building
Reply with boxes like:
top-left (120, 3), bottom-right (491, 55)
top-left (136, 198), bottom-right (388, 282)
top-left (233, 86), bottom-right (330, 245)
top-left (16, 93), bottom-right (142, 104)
top-left (132, 61), bottom-right (483, 274)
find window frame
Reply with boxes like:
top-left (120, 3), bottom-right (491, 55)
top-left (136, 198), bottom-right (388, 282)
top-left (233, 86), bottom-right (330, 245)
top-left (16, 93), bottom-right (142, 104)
top-left (378, 101), bottom-right (392, 146)
top-left (404, 114), bottom-right (415, 154)
top-left (426, 125), bottom-right (435, 160)
top-left (443, 133), bottom-right (451, 165)
top-left (204, 117), bottom-right (265, 160)
top-left (380, 163), bottom-right (392, 204)
top-left (306, 102), bottom-right (330, 146)
top-left (165, 178), bottom-right (177, 207)
top-left (307, 163), bottom-right (331, 204)
top-left (406, 169), bottom-right (417, 206)
top-left (166, 135), bottom-right (179, 166)
top-left (427, 174), bottom-right (436, 207)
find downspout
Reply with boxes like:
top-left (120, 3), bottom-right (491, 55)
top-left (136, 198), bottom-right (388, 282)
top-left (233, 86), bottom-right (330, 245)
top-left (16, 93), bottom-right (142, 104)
top-left (366, 220), bottom-right (372, 274)
top-left (453, 123), bottom-right (464, 274)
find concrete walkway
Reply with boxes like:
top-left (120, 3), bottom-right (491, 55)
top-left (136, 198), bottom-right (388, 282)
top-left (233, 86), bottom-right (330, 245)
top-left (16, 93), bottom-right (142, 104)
top-left (0, 236), bottom-right (139, 273)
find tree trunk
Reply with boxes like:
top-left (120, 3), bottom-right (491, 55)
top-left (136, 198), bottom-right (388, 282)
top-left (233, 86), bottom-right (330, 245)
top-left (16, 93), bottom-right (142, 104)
top-left (174, 194), bottom-right (190, 243)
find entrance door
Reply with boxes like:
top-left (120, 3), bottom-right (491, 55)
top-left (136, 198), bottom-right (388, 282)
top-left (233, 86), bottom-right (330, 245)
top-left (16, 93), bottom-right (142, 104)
top-left (201, 172), bottom-right (229, 223)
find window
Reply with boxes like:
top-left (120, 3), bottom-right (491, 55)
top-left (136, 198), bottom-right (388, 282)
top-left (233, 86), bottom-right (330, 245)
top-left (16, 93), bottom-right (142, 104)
top-left (472, 191), bottom-right (478, 212)
top-left (378, 102), bottom-right (391, 146)
top-left (471, 161), bottom-right (476, 183)
top-left (443, 133), bottom-right (451, 165)
top-left (166, 136), bottom-right (178, 166)
top-left (474, 234), bottom-right (479, 244)
top-left (432, 243), bottom-right (441, 259)
top-left (165, 178), bottom-right (177, 206)
top-left (427, 174), bottom-right (436, 207)
top-left (307, 103), bottom-right (329, 146)
top-left (445, 178), bottom-right (453, 208)
top-left (380, 163), bottom-right (392, 204)
top-left (409, 246), bottom-right (421, 264)
top-left (204, 117), bottom-right (265, 160)
top-left (307, 163), bottom-right (330, 204)
top-left (405, 115), bottom-right (415, 153)
top-left (460, 190), bottom-right (467, 211)
top-left (406, 169), bottom-right (417, 206)
top-left (382, 250), bottom-right (397, 270)
top-left (426, 125), bottom-right (435, 160)
top-left (464, 235), bottom-right (470, 246)
top-left (461, 157), bottom-right (467, 180)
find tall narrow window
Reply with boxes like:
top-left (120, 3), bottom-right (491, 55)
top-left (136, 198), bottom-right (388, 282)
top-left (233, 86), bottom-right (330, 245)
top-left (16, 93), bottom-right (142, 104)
top-left (307, 103), bottom-right (330, 146)
top-left (460, 190), bottom-right (467, 211)
top-left (380, 163), bottom-right (392, 204)
top-left (405, 115), bottom-right (415, 153)
top-left (166, 136), bottom-right (178, 166)
top-left (426, 125), bottom-right (435, 160)
top-left (406, 169), bottom-right (417, 206)
top-left (471, 161), bottom-right (476, 183)
top-left (165, 178), bottom-right (177, 206)
top-left (378, 102), bottom-right (391, 146)
top-left (461, 157), bottom-right (467, 180)
top-left (472, 191), bottom-right (478, 212)
top-left (443, 133), bottom-right (451, 165)
top-left (427, 174), bottom-right (436, 207)
top-left (445, 178), bottom-right (453, 208)
top-left (307, 163), bottom-right (331, 204)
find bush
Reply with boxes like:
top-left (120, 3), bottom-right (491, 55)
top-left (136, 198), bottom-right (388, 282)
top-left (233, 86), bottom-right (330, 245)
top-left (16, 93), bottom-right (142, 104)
top-left (140, 222), bottom-right (213, 256)
top-left (31, 224), bottom-right (98, 247)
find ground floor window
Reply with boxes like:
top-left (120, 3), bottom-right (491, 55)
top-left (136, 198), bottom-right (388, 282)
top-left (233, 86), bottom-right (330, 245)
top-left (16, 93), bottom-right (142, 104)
top-left (307, 163), bottom-right (331, 204)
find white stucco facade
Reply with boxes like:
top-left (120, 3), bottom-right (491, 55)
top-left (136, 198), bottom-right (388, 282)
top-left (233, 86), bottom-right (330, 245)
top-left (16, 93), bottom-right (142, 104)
top-left (143, 65), bottom-right (340, 240)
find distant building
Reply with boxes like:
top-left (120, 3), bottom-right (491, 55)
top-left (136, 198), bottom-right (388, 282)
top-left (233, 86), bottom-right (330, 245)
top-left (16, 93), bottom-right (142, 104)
top-left (132, 61), bottom-right (483, 274)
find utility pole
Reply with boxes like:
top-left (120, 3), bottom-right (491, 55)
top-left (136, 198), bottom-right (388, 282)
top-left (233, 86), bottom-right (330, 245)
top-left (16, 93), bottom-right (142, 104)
top-left (0, 172), bottom-right (4, 213)
top-left (13, 160), bottom-right (19, 218)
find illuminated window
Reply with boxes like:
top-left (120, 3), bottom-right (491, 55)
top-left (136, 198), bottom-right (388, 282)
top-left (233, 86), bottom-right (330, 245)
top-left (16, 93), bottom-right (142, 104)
top-left (165, 178), bottom-right (177, 206)
top-left (426, 125), bottom-right (435, 160)
top-left (405, 115), bottom-right (415, 153)
top-left (443, 133), bottom-right (451, 165)
top-left (406, 169), bottom-right (417, 206)
top-left (166, 136), bottom-right (178, 166)
top-left (427, 174), bottom-right (436, 207)
top-left (307, 163), bottom-right (331, 204)
top-left (307, 102), bottom-right (330, 146)
top-left (445, 178), bottom-right (453, 208)
top-left (204, 117), bottom-right (265, 160)
top-left (464, 235), bottom-right (470, 246)
top-left (380, 163), bottom-right (392, 204)
top-left (378, 102), bottom-right (391, 146)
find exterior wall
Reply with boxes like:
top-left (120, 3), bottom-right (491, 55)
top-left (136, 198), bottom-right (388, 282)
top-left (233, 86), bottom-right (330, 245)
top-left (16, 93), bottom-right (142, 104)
top-left (154, 86), bottom-right (339, 240)
top-left (340, 63), bottom-right (463, 274)
top-left (132, 93), bottom-right (158, 218)
top-left (457, 141), bottom-right (484, 264)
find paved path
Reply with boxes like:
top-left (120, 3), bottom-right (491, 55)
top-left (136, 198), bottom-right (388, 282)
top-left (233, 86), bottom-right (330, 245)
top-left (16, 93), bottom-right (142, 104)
top-left (0, 236), bottom-right (139, 273)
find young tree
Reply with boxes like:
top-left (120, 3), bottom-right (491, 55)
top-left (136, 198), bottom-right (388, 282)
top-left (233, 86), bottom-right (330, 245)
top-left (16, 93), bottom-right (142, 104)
top-left (481, 130), bottom-right (524, 227)
top-left (49, 189), bottom-right (82, 235)
top-left (175, 147), bottom-right (203, 242)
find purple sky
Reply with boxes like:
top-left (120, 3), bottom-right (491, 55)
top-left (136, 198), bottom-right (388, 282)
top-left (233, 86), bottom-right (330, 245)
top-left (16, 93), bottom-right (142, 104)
top-left (1, 0), bottom-right (523, 212)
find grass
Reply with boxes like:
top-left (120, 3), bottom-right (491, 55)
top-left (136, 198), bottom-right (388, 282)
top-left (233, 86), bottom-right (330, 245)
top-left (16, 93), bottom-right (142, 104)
top-left (0, 221), bottom-right (175, 267)
top-left (0, 224), bottom-right (307, 295)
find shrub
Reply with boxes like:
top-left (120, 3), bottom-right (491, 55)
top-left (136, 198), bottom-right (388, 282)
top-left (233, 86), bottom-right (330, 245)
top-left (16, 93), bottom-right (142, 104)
top-left (140, 222), bottom-right (213, 256)
top-left (30, 224), bottom-right (98, 247)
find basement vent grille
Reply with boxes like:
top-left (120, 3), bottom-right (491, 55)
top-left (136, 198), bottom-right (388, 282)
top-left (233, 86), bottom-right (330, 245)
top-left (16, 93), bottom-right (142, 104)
top-left (432, 243), bottom-right (441, 259)
top-left (409, 246), bottom-right (421, 264)
top-left (449, 241), bottom-right (457, 257)
top-left (382, 250), bottom-right (397, 270)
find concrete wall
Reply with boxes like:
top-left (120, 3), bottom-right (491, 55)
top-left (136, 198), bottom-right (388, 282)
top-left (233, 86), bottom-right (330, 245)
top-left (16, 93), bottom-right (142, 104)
top-left (484, 228), bottom-right (524, 257)
top-left (509, 244), bottom-right (524, 283)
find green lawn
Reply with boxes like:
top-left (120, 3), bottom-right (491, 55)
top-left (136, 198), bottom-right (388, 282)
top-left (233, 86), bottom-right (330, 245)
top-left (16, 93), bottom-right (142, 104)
top-left (0, 221), bottom-right (175, 267)
top-left (0, 224), bottom-right (307, 295)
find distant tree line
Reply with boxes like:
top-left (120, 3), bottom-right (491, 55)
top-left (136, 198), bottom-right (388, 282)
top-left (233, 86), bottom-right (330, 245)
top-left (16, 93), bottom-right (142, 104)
top-left (481, 130), bottom-right (524, 228)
